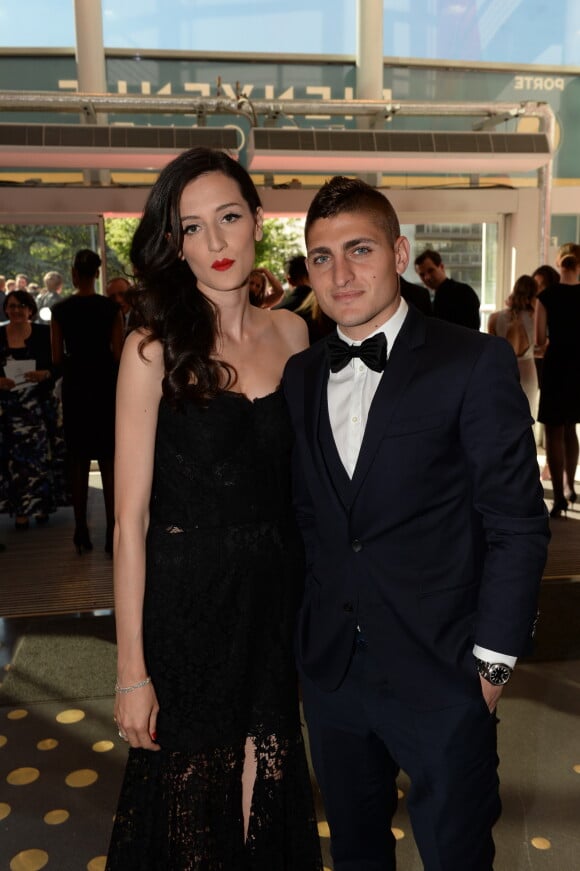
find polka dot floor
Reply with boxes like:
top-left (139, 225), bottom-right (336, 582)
top-left (2, 655), bottom-right (580, 870)
top-left (1, 479), bottom-right (580, 870)
top-left (0, 695), bottom-right (127, 871)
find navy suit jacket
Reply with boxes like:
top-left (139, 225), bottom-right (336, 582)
top-left (283, 305), bottom-right (549, 709)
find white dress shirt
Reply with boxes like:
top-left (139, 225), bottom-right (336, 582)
top-left (326, 296), bottom-right (516, 670)
top-left (327, 298), bottom-right (408, 479)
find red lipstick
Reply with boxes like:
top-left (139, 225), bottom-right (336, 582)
top-left (212, 259), bottom-right (235, 271)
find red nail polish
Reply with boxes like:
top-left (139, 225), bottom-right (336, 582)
top-left (151, 731), bottom-right (157, 741)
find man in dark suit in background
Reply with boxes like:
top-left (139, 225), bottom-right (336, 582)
top-left (274, 254), bottom-right (312, 311)
top-left (415, 247), bottom-right (480, 329)
top-left (283, 177), bottom-right (549, 871)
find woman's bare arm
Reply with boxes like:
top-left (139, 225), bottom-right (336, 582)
top-left (113, 330), bottom-right (164, 750)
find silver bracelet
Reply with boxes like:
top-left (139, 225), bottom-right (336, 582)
top-left (114, 676), bottom-right (152, 694)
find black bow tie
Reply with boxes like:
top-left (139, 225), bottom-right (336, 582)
top-left (326, 332), bottom-right (387, 373)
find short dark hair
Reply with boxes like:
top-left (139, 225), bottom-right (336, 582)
top-left (414, 249), bottom-right (442, 268)
top-left (305, 176), bottom-right (400, 247)
top-left (285, 255), bottom-right (308, 283)
top-left (73, 249), bottom-right (102, 278)
top-left (4, 288), bottom-right (37, 318)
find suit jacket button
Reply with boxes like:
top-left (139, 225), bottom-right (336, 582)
top-left (343, 601), bottom-right (354, 613)
top-left (351, 539), bottom-right (362, 553)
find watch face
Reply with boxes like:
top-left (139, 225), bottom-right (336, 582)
top-left (489, 664), bottom-right (511, 685)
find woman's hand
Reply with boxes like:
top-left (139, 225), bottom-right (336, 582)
top-left (0, 377), bottom-right (16, 390)
top-left (24, 369), bottom-right (50, 383)
top-left (114, 682), bottom-right (161, 751)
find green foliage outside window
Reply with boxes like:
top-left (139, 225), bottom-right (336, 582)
top-left (0, 217), bottom-right (305, 292)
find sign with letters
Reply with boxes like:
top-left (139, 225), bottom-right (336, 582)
top-left (0, 53), bottom-right (577, 179)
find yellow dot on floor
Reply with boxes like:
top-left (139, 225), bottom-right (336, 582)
top-left (392, 827), bottom-right (405, 841)
top-left (37, 739), bottom-right (58, 751)
top-left (397, 787), bottom-right (404, 799)
top-left (0, 802), bottom-right (12, 820)
top-left (9, 849), bottom-right (49, 870)
top-left (573, 764), bottom-right (580, 774)
top-left (44, 809), bottom-right (69, 825)
top-left (7, 767), bottom-right (40, 786)
top-left (7, 709), bottom-right (28, 720)
top-left (317, 820), bottom-right (330, 838)
top-left (0, 735), bottom-right (7, 748)
top-left (531, 837), bottom-right (551, 850)
top-left (56, 709), bottom-right (85, 724)
top-left (65, 768), bottom-right (98, 788)
top-left (92, 740), bottom-right (114, 753)
top-left (87, 858), bottom-right (107, 871)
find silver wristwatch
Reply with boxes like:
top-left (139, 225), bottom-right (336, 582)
top-left (474, 658), bottom-right (513, 686)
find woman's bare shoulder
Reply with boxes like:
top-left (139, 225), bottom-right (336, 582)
top-left (269, 307), bottom-right (309, 352)
top-left (123, 329), bottom-right (164, 363)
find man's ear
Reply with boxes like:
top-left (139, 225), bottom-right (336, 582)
top-left (254, 207), bottom-right (264, 242)
top-left (394, 236), bottom-right (411, 275)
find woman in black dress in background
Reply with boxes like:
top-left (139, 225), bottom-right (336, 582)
top-left (107, 148), bottom-right (322, 870)
top-left (535, 243), bottom-right (580, 517)
top-left (51, 249), bottom-right (124, 552)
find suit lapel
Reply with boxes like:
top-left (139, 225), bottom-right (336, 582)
top-left (304, 340), bottom-right (352, 508)
top-left (350, 307), bottom-right (426, 501)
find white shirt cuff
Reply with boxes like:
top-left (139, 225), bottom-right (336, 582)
top-left (473, 645), bottom-right (517, 669)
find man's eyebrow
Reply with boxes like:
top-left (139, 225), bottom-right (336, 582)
top-left (343, 237), bottom-right (375, 249)
top-left (307, 245), bottom-right (332, 256)
top-left (308, 237), bottom-right (376, 256)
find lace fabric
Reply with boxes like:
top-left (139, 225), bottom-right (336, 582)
top-left (106, 391), bottom-right (322, 870)
top-left (107, 733), bottom-right (321, 870)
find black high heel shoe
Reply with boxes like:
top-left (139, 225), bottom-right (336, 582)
top-left (549, 497), bottom-right (568, 519)
top-left (73, 526), bottom-right (93, 554)
top-left (567, 490), bottom-right (577, 505)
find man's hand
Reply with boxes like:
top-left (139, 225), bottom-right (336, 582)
top-left (480, 675), bottom-right (503, 713)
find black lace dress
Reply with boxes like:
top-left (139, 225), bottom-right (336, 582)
top-left (106, 390), bottom-right (322, 871)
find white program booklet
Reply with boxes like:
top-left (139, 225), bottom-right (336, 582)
top-left (4, 358), bottom-right (36, 389)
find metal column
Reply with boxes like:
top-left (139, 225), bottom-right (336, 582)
top-left (356, 0), bottom-right (384, 186)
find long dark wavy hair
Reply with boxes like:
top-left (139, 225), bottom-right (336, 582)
top-left (129, 147), bottom-right (262, 407)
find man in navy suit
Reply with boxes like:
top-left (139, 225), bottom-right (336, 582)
top-left (283, 177), bottom-right (549, 871)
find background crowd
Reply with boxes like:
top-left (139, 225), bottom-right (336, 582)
top-left (1, 232), bottom-right (579, 543)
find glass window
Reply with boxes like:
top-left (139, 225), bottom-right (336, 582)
top-left (0, 0), bottom-right (355, 54)
top-left (4, 0), bottom-right (579, 63)
top-left (383, 0), bottom-right (580, 65)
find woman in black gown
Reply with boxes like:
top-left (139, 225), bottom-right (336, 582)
top-left (51, 249), bottom-right (124, 553)
top-left (107, 148), bottom-right (322, 870)
top-left (535, 243), bottom-right (580, 517)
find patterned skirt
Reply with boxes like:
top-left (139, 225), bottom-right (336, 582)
top-left (0, 383), bottom-right (70, 517)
